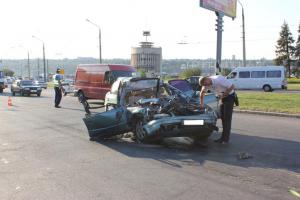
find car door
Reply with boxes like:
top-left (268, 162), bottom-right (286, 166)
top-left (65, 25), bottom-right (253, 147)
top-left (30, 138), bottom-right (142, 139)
top-left (83, 106), bottom-right (129, 138)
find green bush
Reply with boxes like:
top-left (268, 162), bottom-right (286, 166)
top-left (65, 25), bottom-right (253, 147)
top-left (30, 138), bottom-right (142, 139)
top-left (179, 68), bottom-right (202, 79)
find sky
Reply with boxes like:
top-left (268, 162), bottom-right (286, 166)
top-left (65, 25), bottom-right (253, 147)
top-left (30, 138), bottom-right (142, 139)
top-left (0, 0), bottom-right (299, 60)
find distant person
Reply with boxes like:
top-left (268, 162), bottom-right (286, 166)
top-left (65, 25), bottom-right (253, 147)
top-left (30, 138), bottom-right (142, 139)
top-left (199, 75), bottom-right (236, 144)
top-left (53, 68), bottom-right (63, 108)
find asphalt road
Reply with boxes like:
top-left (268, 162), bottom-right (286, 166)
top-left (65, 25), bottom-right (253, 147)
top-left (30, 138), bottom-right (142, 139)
top-left (0, 88), bottom-right (300, 200)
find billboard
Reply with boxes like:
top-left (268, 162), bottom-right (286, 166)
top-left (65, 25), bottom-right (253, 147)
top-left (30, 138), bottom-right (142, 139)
top-left (200, 0), bottom-right (237, 18)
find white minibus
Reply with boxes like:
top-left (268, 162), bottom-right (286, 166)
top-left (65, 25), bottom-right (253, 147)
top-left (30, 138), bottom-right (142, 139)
top-left (226, 66), bottom-right (287, 92)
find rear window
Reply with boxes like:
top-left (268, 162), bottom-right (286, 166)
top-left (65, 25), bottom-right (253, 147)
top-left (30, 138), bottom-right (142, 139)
top-left (168, 80), bottom-right (193, 92)
top-left (239, 71), bottom-right (250, 78)
top-left (267, 70), bottom-right (281, 78)
top-left (251, 71), bottom-right (265, 78)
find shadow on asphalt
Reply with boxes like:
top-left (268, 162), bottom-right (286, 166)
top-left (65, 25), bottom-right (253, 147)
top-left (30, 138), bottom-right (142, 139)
top-left (94, 132), bottom-right (300, 173)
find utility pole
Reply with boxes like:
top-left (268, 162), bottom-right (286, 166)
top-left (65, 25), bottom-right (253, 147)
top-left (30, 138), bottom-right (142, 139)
top-left (32, 35), bottom-right (47, 82)
top-left (27, 51), bottom-right (30, 79)
top-left (37, 58), bottom-right (40, 78)
top-left (215, 12), bottom-right (224, 74)
top-left (238, 0), bottom-right (246, 67)
top-left (43, 43), bottom-right (46, 81)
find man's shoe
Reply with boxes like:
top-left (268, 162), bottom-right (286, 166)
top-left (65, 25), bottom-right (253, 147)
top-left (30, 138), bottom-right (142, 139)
top-left (55, 105), bottom-right (61, 108)
top-left (214, 138), bottom-right (223, 143)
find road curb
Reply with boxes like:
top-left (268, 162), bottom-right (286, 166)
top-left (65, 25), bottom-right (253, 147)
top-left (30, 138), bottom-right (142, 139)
top-left (234, 109), bottom-right (300, 119)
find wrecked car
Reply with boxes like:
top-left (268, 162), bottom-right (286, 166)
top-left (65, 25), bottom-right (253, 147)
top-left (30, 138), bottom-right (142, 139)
top-left (81, 77), bottom-right (219, 143)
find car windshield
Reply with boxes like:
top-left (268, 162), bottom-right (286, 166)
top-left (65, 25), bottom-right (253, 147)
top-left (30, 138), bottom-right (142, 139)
top-left (21, 81), bottom-right (34, 86)
top-left (168, 80), bottom-right (193, 92)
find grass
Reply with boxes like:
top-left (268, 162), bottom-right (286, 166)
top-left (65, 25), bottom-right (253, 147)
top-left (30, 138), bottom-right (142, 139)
top-left (238, 92), bottom-right (300, 114)
top-left (288, 84), bottom-right (300, 90)
top-left (288, 78), bottom-right (300, 84)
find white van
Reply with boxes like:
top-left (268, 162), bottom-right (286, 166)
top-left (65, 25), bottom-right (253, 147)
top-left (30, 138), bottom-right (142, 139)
top-left (226, 66), bottom-right (287, 92)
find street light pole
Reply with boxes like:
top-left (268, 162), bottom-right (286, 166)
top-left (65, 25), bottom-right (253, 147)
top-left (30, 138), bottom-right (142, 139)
top-left (86, 19), bottom-right (102, 63)
top-left (27, 51), bottom-right (30, 79)
top-left (32, 35), bottom-right (47, 82)
top-left (238, 0), bottom-right (246, 67)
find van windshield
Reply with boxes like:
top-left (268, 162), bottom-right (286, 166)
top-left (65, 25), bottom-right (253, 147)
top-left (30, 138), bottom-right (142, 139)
top-left (112, 71), bottom-right (133, 79)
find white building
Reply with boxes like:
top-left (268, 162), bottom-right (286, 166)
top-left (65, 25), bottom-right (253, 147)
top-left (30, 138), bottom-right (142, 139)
top-left (131, 31), bottom-right (162, 74)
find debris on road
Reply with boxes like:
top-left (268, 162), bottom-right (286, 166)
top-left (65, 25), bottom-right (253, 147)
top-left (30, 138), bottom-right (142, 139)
top-left (237, 152), bottom-right (253, 160)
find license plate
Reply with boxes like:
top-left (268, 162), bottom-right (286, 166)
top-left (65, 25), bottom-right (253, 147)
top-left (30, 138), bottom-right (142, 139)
top-left (183, 120), bottom-right (204, 126)
top-left (30, 90), bottom-right (36, 92)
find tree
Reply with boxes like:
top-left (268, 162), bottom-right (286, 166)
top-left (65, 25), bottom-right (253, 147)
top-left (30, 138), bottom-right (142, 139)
top-left (295, 23), bottom-right (300, 67)
top-left (221, 68), bottom-right (232, 76)
top-left (2, 68), bottom-right (15, 77)
top-left (275, 21), bottom-right (295, 77)
top-left (179, 68), bottom-right (202, 79)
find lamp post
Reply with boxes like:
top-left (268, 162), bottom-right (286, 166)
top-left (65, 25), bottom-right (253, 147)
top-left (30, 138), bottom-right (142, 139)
top-left (86, 18), bottom-right (102, 63)
top-left (238, 0), bottom-right (246, 67)
top-left (32, 35), bottom-right (47, 82)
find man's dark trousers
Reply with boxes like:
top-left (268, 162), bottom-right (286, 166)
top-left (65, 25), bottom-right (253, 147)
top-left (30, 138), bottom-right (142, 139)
top-left (54, 87), bottom-right (62, 107)
top-left (220, 94), bottom-right (235, 142)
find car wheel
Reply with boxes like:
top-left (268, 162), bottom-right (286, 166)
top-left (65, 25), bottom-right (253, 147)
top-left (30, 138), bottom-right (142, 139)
top-left (0, 88), bottom-right (3, 93)
top-left (37, 93), bottom-right (41, 97)
top-left (134, 120), bottom-right (147, 143)
top-left (263, 85), bottom-right (272, 92)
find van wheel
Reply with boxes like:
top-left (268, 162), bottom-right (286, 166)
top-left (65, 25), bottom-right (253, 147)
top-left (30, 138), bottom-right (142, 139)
top-left (78, 91), bottom-right (85, 103)
top-left (263, 85), bottom-right (272, 92)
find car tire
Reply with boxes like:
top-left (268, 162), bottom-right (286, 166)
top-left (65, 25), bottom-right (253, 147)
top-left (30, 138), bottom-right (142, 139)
top-left (37, 93), bottom-right (41, 97)
top-left (263, 85), bottom-right (272, 92)
top-left (0, 88), bottom-right (3, 93)
top-left (134, 120), bottom-right (147, 143)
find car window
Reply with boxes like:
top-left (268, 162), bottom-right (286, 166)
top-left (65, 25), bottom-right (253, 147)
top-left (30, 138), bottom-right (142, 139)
top-left (251, 71), bottom-right (265, 78)
top-left (239, 71), bottom-right (250, 78)
top-left (267, 70), bottom-right (281, 78)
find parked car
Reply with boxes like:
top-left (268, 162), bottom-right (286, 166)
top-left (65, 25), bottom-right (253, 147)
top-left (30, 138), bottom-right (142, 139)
top-left (61, 80), bottom-right (75, 95)
top-left (74, 64), bottom-right (136, 102)
top-left (226, 66), bottom-right (287, 92)
top-left (11, 80), bottom-right (42, 96)
top-left (34, 80), bottom-right (47, 89)
top-left (80, 77), bottom-right (219, 142)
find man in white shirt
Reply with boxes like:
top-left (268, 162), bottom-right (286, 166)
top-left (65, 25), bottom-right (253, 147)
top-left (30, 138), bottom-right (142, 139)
top-left (199, 75), bottom-right (235, 144)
